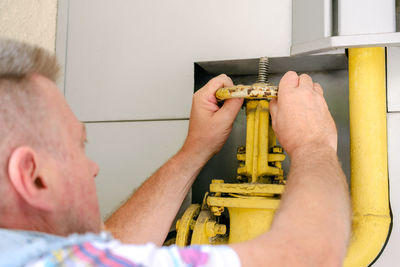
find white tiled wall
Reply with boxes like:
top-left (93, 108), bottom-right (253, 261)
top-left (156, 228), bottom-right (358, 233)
top-left (374, 113), bottom-right (400, 266)
top-left (62, 0), bottom-right (292, 122)
top-left (373, 47), bottom-right (400, 266)
top-left (388, 47), bottom-right (400, 112)
top-left (85, 120), bottom-right (188, 218)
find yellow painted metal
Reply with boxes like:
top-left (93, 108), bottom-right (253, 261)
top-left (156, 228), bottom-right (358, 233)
top-left (176, 79), bottom-right (285, 246)
top-left (268, 153), bottom-right (285, 162)
top-left (176, 58), bottom-right (284, 247)
top-left (215, 83), bottom-right (278, 101)
top-left (345, 47), bottom-right (391, 267)
top-left (237, 100), bottom-right (284, 182)
top-left (228, 207), bottom-right (275, 243)
top-left (175, 204), bottom-right (200, 247)
top-left (205, 220), bottom-right (226, 237)
top-left (191, 210), bottom-right (229, 245)
top-left (207, 196), bottom-right (280, 210)
top-left (175, 90), bottom-right (285, 246)
top-left (191, 210), bottom-right (213, 245)
top-left (209, 183), bottom-right (285, 195)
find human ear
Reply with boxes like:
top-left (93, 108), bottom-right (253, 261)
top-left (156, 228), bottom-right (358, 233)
top-left (8, 146), bottom-right (55, 211)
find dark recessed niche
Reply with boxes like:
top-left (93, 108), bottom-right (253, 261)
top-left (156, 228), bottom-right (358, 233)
top-left (192, 54), bottom-right (350, 204)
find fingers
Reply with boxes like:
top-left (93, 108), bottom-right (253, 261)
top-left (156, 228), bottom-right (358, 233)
top-left (313, 82), bottom-right (324, 95)
top-left (269, 98), bottom-right (278, 118)
top-left (279, 71), bottom-right (299, 89)
top-left (299, 74), bottom-right (313, 89)
top-left (283, 72), bottom-right (322, 96)
top-left (217, 98), bottom-right (244, 121)
top-left (269, 98), bottom-right (278, 130)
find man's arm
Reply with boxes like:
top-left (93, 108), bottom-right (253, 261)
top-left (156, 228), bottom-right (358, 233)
top-left (231, 72), bottom-right (351, 266)
top-left (105, 74), bottom-right (243, 245)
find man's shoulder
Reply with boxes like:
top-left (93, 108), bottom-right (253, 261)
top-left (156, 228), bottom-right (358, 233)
top-left (0, 228), bottom-right (112, 267)
top-left (0, 229), bottom-right (241, 267)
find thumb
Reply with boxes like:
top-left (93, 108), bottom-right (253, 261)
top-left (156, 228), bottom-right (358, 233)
top-left (202, 74), bottom-right (234, 97)
top-left (215, 98), bottom-right (244, 122)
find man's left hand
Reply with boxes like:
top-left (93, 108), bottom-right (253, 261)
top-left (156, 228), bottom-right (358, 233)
top-left (183, 74), bottom-right (243, 161)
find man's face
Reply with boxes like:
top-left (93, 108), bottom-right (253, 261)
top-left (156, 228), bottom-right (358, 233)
top-left (33, 74), bottom-right (101, 234)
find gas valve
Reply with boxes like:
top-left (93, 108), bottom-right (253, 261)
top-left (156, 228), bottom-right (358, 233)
top-left (174, 57), bottom-right (286, 247)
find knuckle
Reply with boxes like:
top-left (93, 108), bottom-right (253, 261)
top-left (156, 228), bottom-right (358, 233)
top-left (209, 76), bottom-right (225, 87)
top-left (299, 73), bottom-right (311, 79)
top-left (285, 71), bottom-right (298, 78)
top-left (193, 92), bottom-right (203, 102)
top-left (314, 83), bottom-right (324, 92)
top-left (303, 88), bottom-right (314, 97)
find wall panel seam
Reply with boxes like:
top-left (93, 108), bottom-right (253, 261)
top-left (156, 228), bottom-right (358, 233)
top-left (83, 118), bottom-right (190, 124)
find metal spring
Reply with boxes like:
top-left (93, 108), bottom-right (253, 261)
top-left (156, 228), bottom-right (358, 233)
top-left (257, 57), bottom-right (269, 83)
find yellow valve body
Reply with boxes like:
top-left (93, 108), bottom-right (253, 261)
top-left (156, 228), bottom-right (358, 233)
top-left (228, 207), bottom-right (275, 243)
top-left (176, 98), bottom-right (285, 247)
top-left (237, 100), bottom-right (284, 183)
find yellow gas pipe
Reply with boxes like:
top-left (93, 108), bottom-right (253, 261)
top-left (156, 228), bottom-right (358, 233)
top-left (345, 47), bottom-right (391, 266)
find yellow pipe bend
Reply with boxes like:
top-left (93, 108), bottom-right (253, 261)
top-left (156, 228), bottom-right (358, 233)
top-left (345, 47), bottom-right (391, 267)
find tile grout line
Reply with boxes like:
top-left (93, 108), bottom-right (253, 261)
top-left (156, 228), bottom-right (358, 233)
top-left (83, 118), bottom-right (190, 124)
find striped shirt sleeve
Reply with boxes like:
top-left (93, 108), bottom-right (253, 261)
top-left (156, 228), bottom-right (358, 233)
top-left (26, 240), bottom-right (241, 267)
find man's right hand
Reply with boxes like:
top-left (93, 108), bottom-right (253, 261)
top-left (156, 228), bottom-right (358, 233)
top-left (269, 71), bottom-right (337, 156)
top-left (232, 71), bottom-right (350, 267)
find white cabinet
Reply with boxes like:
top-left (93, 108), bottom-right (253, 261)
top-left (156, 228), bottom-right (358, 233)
top-left (337, 0), bottom-right (395, 36)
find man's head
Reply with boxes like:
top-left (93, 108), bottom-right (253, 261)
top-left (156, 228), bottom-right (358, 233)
top-left (0, 38), bottom-right (101, 235)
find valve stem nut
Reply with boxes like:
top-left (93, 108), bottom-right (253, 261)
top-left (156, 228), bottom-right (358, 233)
top-left (211, 206), bottom-right (224, 216)
top-left (206, 221), bottom-right (227, 237)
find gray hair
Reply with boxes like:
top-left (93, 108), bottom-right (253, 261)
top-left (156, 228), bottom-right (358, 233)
top-left (0, 38), bottom-right (60, 82)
